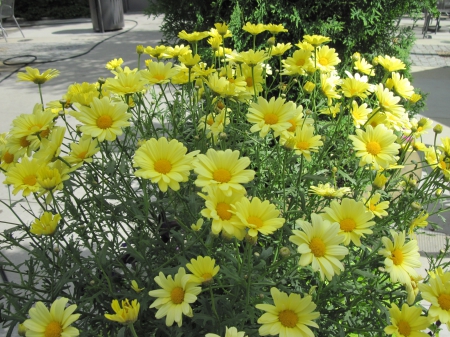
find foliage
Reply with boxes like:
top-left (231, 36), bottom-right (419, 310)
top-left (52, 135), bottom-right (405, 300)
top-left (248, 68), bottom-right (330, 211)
top-left (1, 24), bottom-right (450, 337)
top-left (14, 0), bottom-right (90, 21)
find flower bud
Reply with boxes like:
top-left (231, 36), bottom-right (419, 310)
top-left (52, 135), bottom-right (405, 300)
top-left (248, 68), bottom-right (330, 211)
top-left (411, 201), bottom-right (422, 210)
top-left (254, 252), bottom-right (260, 258)
top-left (373, 173), bottom-right (388, 190)
top-left (136, 44), bottom-right (145, 55)
top-left (90, 280), bottom-right (95, 285)
top-left (53, 246), bottom-right (60, 253)
top-left (281, 93), bottom-right (286, 98)
top-left (303, 81), bottom-right (315, 94)
top-left (352, 52), bottom-right (361, 61)
top-left (372, 56), bottom-right (379, 66)
top-left (409, 93), bottom-right (422, 103)
top-left (245, 234), bottom-right (257, 245)
top-left (434, 124), bottom-right (443, 134)
top-left (259, 293), bottom-right (265, 299)
top-left (385, 78), bottom-right (394, 90)
top-left (332, 167), bottom-right (338, 173)
top-left (18, 323), bottom-right (28, 337)
top-left (408, 178), bottom-right (417, 188)
top-left (220, 231), bottom-right (233, 241)
top-left (98, 77), bottom-right (106, 85)
top-left (219, 132), bottom-right (228, 139)
top-left (267, 36), bottom-right (276, 47)
top-left (279, 247), bottom-right (291, 258)
top-left (435, 188), bottom-right (443, 197)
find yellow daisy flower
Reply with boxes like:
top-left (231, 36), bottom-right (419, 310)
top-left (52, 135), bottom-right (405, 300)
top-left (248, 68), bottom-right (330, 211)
top-left (141, 61), bottom-right (179, 85)
top-left (179, 53), bottom-right (201, 68)
top-left (350, 100), bottom-right (372, 128)
top-left (409, 211), bottom-right (429, 235)
top-left (303, 81), bottom-right (316, 94)
top-left (133, 137), bottom-right (199, 192)
top-left (348, 124), bottom-right (401, 170)
top-left (384, 303), bottom-right (430, 337)
top-left (281, 49), bottom-right (313, 76)
top-left (10, 104), bottom-right (55, 140)
top-left (186, 255), bottom-right (220, 285)
top-left (232, 196), bottom-right (285, 238)
top-left (204, 73), bottom-right (245, 98)
top-left (295, 40), bottom-right (314, 51)
top-left (341, 72), bottom-right (371, 99)
top-left (104, 71), bottom-right (147, 95)
top-left (162, 44), bottom-right (191, 59)
top-left (314, 45), bottom-right (341, 72)
top-left (206, 326), bottom-right (248, 337)
top-left (23, 297), bottom-right (80, 337)
top-left (362, 192), bottom-right (389, 218)
top-left (30, 212), bottom-right (61, 236)
top-left (105, 299), bottom-right (140, 325)
top-left (236, 63), bottom-right (265, 95)
top-left (239, 49), bottom-right (269, 67)
top-left (354, 57), bottom-right (375, 76)
top-left (199, 185), bottom-right (246, 240)
top-left (303, 34), bottom-right (331, 47)
top-left (70, 97), bottom-right (131, 142)
top-left (212, 23), bottom-right (232, 37)
top-left (247, 96), bottom-right (298, 138)
top-left (193, 148), bottom-right (255, 197)
top-left (191, 219), bottom-right (204, 232)
top-left (319, 103), bottom-right (341, 118)
top-left (144, 45), bottom-right (167, 59)
top-left (377, 55), bottom-right (406, 72)
top-left (242, 22), bottom-right (266, 35)
top-left (256, 287), bottom-right (320, 337)
top-left (33, 126), bottom-right (66, 164)
top-left (290, 213), bottom-right (349, 281)
top-left (409, 93), bottom-right (422, 103)
top-left (3, 156), bottom-right (42, 197)
top-left (418, 268), bottom-right (450, 324)
top-left (411, 117), bottom-right (433, 138)
top-left (65, 136), bottom-right (100, 165)
top-left (320, 72), bottom-right (341, 105)
top-left (207, 35), bottom-right (222, 51)
top-left (65, 82), bottom-right (100, 107)
top-left (148, 267), bottom-right (201, 327)
top-left (198, 108), bottom-right (230, 142)
top-left (379, 230), bottom-right (421, 284)
top-left (388, 72), bottom-right (414, 99)
top-left (309, 183), bottom-right (351, 199)
top-left (322, 198), bottom-right (375, 246)
top-left (178, 30), bottom-right (209, 42)
top-left (280, 125), bottom-right (323, 161)
top-left (406, 274), bottom-right (423, 305)
top-left (17, 66), bottom-right (60, 84)
top-left (264, 23), bottom-right (288, 35)
top-left (105, 58), bottom-right (124, 70)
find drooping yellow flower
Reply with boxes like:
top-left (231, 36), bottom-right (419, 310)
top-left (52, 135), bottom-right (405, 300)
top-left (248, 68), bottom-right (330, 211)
top-left (409, 93), bottom-right (422, 103)
top-left (379, 230), bottom-right (421, 284)
top-left (418, 268), bottom-right (450, 324)
top-left (198, 108), bottom-right (230, 142)
top-left (239, 49), bottom-right (269, 67)
top-left (30, 212), bottom-right (61, 236)
top-left (144, 45), bottom-right (167, 59)
top-left (290, 213), bottom-right (349, 281)
top-left (178, 30), bottom-right (209, 42)
top-left (179, 53), bottom-right (201, 68)
top-left (104, 71), bottom-right (147, 95)
top-left (373, 171), bottom-right (388, 189)
top-left (295, 40), bottom-right (314, 51)
top-left (319, 103), bottom-right (341, 118)
top-left (384, 303), bottom-right (430, 337)
top-left (322, 198), bottom-right (375, 246)
top-left (303, 81), bottom-right (316, 94)
top-left (65, 136), bottom-right (100, 165)
top-left (232, 196), bottom-right (285, 238)
top-left (10, 104), bottom-right (55, 140)
top-left (256, 287), bottom-right (320, 337)
top-left (410, 117), bottom-right (433, 138)
top-left (406, 274), bottom-right (423, 305)
top-left (70, 97), bottom-right (131, 142)
top-left (104, 299), bottom-right (140, 325)
top-left (186, 256), bottom-right (220, 285)
top-left (388, 72), bottom-right (414, 99)
top-left (141, 61), bottom-right (179, 85)
top-left (247, 96), bottom-right (298, 138)
top-left (162, 44), bottom-right (191, 59)
top-left (320, 72), bottom-right (341, 105)
top-left (105, 58), bottom-right (124, 70)
top-left (193, 148), bottom-right (255, 197)
top-left (3, 156), bottom-right (42, 197)
top-left (33, 126), bottom-right (66, 164)
top-left (348, 124), bottom-right (401, 170)
top-left (23, 297), bottom-right (80, 337)
top-left (65, 82), bottom-right (101, 107)
top-left (303, 34), bottom-right (331, 47)
top-left (148, 267), bottom-right (201, 327)
top-left (409, 211), bottom-right (429, 235)
top-left (309, 183), bottom-right (351, 199)
top-left (191, 219), bottom-right (203, 232)
top-left (131, 280), bottom-right (144, 293)
top-left (207, 35), bottom-right (222, 51)
top-left (314, 45), bottom-right (341, 72)
top-left (264, 23), bottom-right (288, 35)
top-left (133, 137), bottom-right (199, 192)
top-left (204, 73), bottom-right (246, 98)
top-left (214, 22), bottom-right (232, 37)
top-left (362, 192), bottom-right (389, 218)
top-left (242, 22), bottom-right (266, 35)
top-left (206, 326), bottom-right (248, 337)
top-left (199, 185), bottom-right (246, 240)
top-left (377, 55), bottom-right (406, 72)
top-left (17, 67), bottom-right (60, 84)
top-left (350, 100), bottom-right (372, 128)
top-left (354, 57), bottom-right (375, 76)
top-left (280, 125), bottom-right (323, 161)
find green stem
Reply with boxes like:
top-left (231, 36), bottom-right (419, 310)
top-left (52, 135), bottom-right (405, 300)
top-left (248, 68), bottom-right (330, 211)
top-left (128, 323), bottom-right (139, 337)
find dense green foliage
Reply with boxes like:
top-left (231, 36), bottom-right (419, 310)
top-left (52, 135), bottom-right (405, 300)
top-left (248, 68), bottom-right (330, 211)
top-left (14, 0), bottom-right (90, 21)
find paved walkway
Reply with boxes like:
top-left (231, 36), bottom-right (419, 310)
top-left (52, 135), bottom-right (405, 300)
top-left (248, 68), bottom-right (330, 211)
top-left (0, 13), bottom-right (450, 336)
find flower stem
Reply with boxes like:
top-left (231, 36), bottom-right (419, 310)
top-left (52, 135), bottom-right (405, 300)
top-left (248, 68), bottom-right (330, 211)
top-left (128, 323), bottom-right (139, 337)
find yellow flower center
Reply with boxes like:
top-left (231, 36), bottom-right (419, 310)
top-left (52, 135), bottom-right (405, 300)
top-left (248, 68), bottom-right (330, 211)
top-left (397, 320), bottom-right (411, 336)
top-left (438, 293), bottom-right (450, 310)
top-left (296, 59), bottom-right (305, 66)
top-left (309, 237), bottom-right (326, 257)
top-left (207, 117), bottom-right (214, 126)
top-left (417, 126), bottom-right (423, 132)
top-left (154, 74), bottom-right (166, 81)
top-left (20, 136), bottom-right (31, 148)
top-left (439, 161), bottom-right (447, 170)
top-left (154, 159), bottom-right (172, 174)
top-left (366, 141), bottom-right (381, 155)
top-left (23, 175), bottom-right (37, 186)
top-left (264, 113), bottom-right (279, 125)
top-left (44, 321), bottom-right (63, 337)
top-left (77, 151), bottom-right (88, 160)
top-left (96, 115), bottom-right (113, 129)
top-left (216, 202), bottom-right (232, 220)
top-left (3, 151), bottom-right (14, 164)
top-left (201, 273), bottom-right (213, 282)
top-left (319, 57), bottom-right (329, 66)
top-left (170, 286), bottom-right (185, 304)
top-left (247, 216), bottom-right (263, 229)
top-left (391, 249), bottom-right (404, 265)
top-left (29, 123), bottom-right (43, 133)
top-left (296, 141), bottom-right (310, 150)
top-left (340, 218), bottom-right (356, 232)
top-left (245, 77), bottom-right (253, 87)
top-left (213, 168), bottom-right (232, 183)
top-left (278, 309), bottom-right (298, 328)
top-left (287, 119), bottom-right (296, 132)
top-left (369, 203), bottom-right (377, 211)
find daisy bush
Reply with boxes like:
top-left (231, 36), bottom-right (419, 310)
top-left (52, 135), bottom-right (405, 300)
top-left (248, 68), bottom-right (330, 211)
top-left (1, 22), bottom-right (450, 337)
